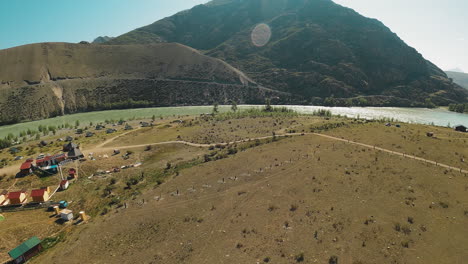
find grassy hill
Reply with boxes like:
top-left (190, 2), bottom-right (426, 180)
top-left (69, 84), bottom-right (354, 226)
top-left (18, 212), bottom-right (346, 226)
top-left (0, 42), bottom-right (293, 125)
top-left (107, 0), bottom-right (468, 106)
top-left (446, 71), bottom-right (468, 90)
top-left (19, 113), bottom-right (467, 264)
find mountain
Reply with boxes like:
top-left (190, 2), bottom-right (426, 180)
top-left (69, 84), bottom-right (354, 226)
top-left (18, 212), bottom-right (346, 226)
top-left (0, 42), bottom-right (292, 125)
top-left (107, 0), bottom-right (468, 106)
top-left (446, 71), bottom-right (468, 90)
top-left (92, 36), bottom-right (115, 43)
top-left (447, 67), bottom-right (465, 73)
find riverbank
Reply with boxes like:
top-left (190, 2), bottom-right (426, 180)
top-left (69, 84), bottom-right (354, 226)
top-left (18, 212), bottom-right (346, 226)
top-left (0, 105), bottom-right (467, 138)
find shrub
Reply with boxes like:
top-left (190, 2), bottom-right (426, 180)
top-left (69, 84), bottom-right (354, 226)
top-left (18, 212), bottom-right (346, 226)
top-left (295, 252), bottom-right (304, 262)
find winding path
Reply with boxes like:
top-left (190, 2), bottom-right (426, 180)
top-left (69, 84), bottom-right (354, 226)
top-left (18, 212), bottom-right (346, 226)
top-left (96, 131), bottom-right (468, 175)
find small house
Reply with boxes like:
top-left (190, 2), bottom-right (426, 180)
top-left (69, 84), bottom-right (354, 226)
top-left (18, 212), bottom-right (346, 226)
top-left (30, 188), bottom-right (50, 202)
top-left (67, 147), bottom-right (84, 160)
top-left (8, 191), bottom-right (27, 205)
top-left (8, 236), bottom-right (42, 264)
top-left (19, 160), bottom-right (34, 176)
top-left (63, 142), bottom-right (78, 152)
top-left (455, 125), bottom-right (467, 132)
top-left (60, 209), bottom-right (73, 221)
top-left (60, 180), bottom-right (70, 190)
top-left (0, 190), bottom-right (8, 205)
top-left (69, 168), bottom-right (77, 179)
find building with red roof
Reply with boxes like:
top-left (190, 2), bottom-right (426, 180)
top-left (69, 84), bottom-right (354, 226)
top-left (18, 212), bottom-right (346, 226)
top-left (31, 188), bottom-right (50, 202)
top-left (19, 160), bottom-right (34, 176)
top-left (8, 191), bottom-right (27, 205)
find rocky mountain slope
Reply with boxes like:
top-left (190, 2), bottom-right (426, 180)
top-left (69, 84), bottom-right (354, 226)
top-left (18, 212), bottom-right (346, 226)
top-left (0, 42), bottom-right (293, 125)
top-left (92, 36), bottom-right (115, 43)
top-left (108, 0), bottom-right (468, 106)
top-left (446, 71), bottom-right (468, 90)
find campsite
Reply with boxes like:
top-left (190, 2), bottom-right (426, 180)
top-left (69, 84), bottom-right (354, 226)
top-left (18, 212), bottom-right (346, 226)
top-left (0, 107), bottom-right (466, 263)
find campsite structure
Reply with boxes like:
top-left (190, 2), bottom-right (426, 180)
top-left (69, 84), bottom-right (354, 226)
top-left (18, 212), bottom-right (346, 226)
top-left (30, 188), bottom-right (50, 202)
top-left (0, 190), bottom-right (8, 206)
top-left (8, 236), bottom-right (42, 264)
top-left (8, 191), bottom-right (27, 205)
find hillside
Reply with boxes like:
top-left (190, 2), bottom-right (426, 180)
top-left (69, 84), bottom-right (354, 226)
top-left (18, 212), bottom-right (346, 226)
top-left (21, 113), bottom-right (467, 264)
top-left (0, 42), bottom-right (293, 125)
top-left (107, 0), bottom-right (468, 106)
top-left (446, 71), bottom-right (468, 90)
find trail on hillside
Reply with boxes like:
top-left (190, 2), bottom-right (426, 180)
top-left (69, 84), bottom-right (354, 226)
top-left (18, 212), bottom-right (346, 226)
top-left (95, 131), bottom-right (468, 174)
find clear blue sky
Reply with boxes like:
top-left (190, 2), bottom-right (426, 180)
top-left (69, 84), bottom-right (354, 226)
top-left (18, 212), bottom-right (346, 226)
top-left (0, 0), bottom-right (466, 72)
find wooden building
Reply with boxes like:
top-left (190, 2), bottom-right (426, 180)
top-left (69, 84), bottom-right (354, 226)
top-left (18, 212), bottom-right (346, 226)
top-left (8, 191), bottom-right (27, 205)
top-left (0, 190), bottom-right (8, 206)
top-left (30, 188), bottom-right (50, 202)
top-left (8, 236), bottom-right (42, 264)
top-left (60, 180), bottom-right (70, 190)
top-left (19, 159), bottom-right (34, 176)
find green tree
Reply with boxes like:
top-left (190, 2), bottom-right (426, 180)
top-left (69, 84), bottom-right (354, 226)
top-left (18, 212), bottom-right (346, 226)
top-left (231, 101), bottom-right (238, 112)
top-left (212, 103), bottom-right (219, 114)
top-left (75, 120), bottom-right (80, 127)
top-left (265, 98), bottom-right (272, 112)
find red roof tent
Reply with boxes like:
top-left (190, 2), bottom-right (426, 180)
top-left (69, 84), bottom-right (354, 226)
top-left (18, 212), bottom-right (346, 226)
top-left (36, 153), bottom-right (67, 167)
top-left (20, 161), bottom-right (32, 170)
top-left (30, 189), bottom-right (46, 197)
top-left (8, 191), bottom-right (26, 199)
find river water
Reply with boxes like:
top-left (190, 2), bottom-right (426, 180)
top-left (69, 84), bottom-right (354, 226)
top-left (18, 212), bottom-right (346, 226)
top-left (283, 106), bottom-right (468, 127)
top-left (0, 105), bottom-right (467, 138)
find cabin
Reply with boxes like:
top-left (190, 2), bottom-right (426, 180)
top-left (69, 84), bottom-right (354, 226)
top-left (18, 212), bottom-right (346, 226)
top-left (8, 236), bottom-right (42, 264)
top-left (30, 188), bottom-right (50, 202)
top-left (60, 209), bottom-right (73, 221)
top-left (63, 142), bottom-right (78, 152)
top-left (8, 191), bottom-right (27, 205)
top-left (60, 180), bottom-right (70, 190)
top-left (68, 168), bottom-right (77, 179)
top-left (0, 190), bottom-right (8, 206)
top-left (19, 159), bottom-right (34, 176)
top-left (67, 147), bottom-right (84, 160)
top-left (36, 154), bottom-right (66, 168)
top-left (455, 125), bottom-right (467, 132)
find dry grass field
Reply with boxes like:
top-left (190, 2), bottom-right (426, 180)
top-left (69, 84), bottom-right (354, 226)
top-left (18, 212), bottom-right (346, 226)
top-left (34, 134), bottom-right (468, 264)
top-left (1, 112), bottom-right (467, 263)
